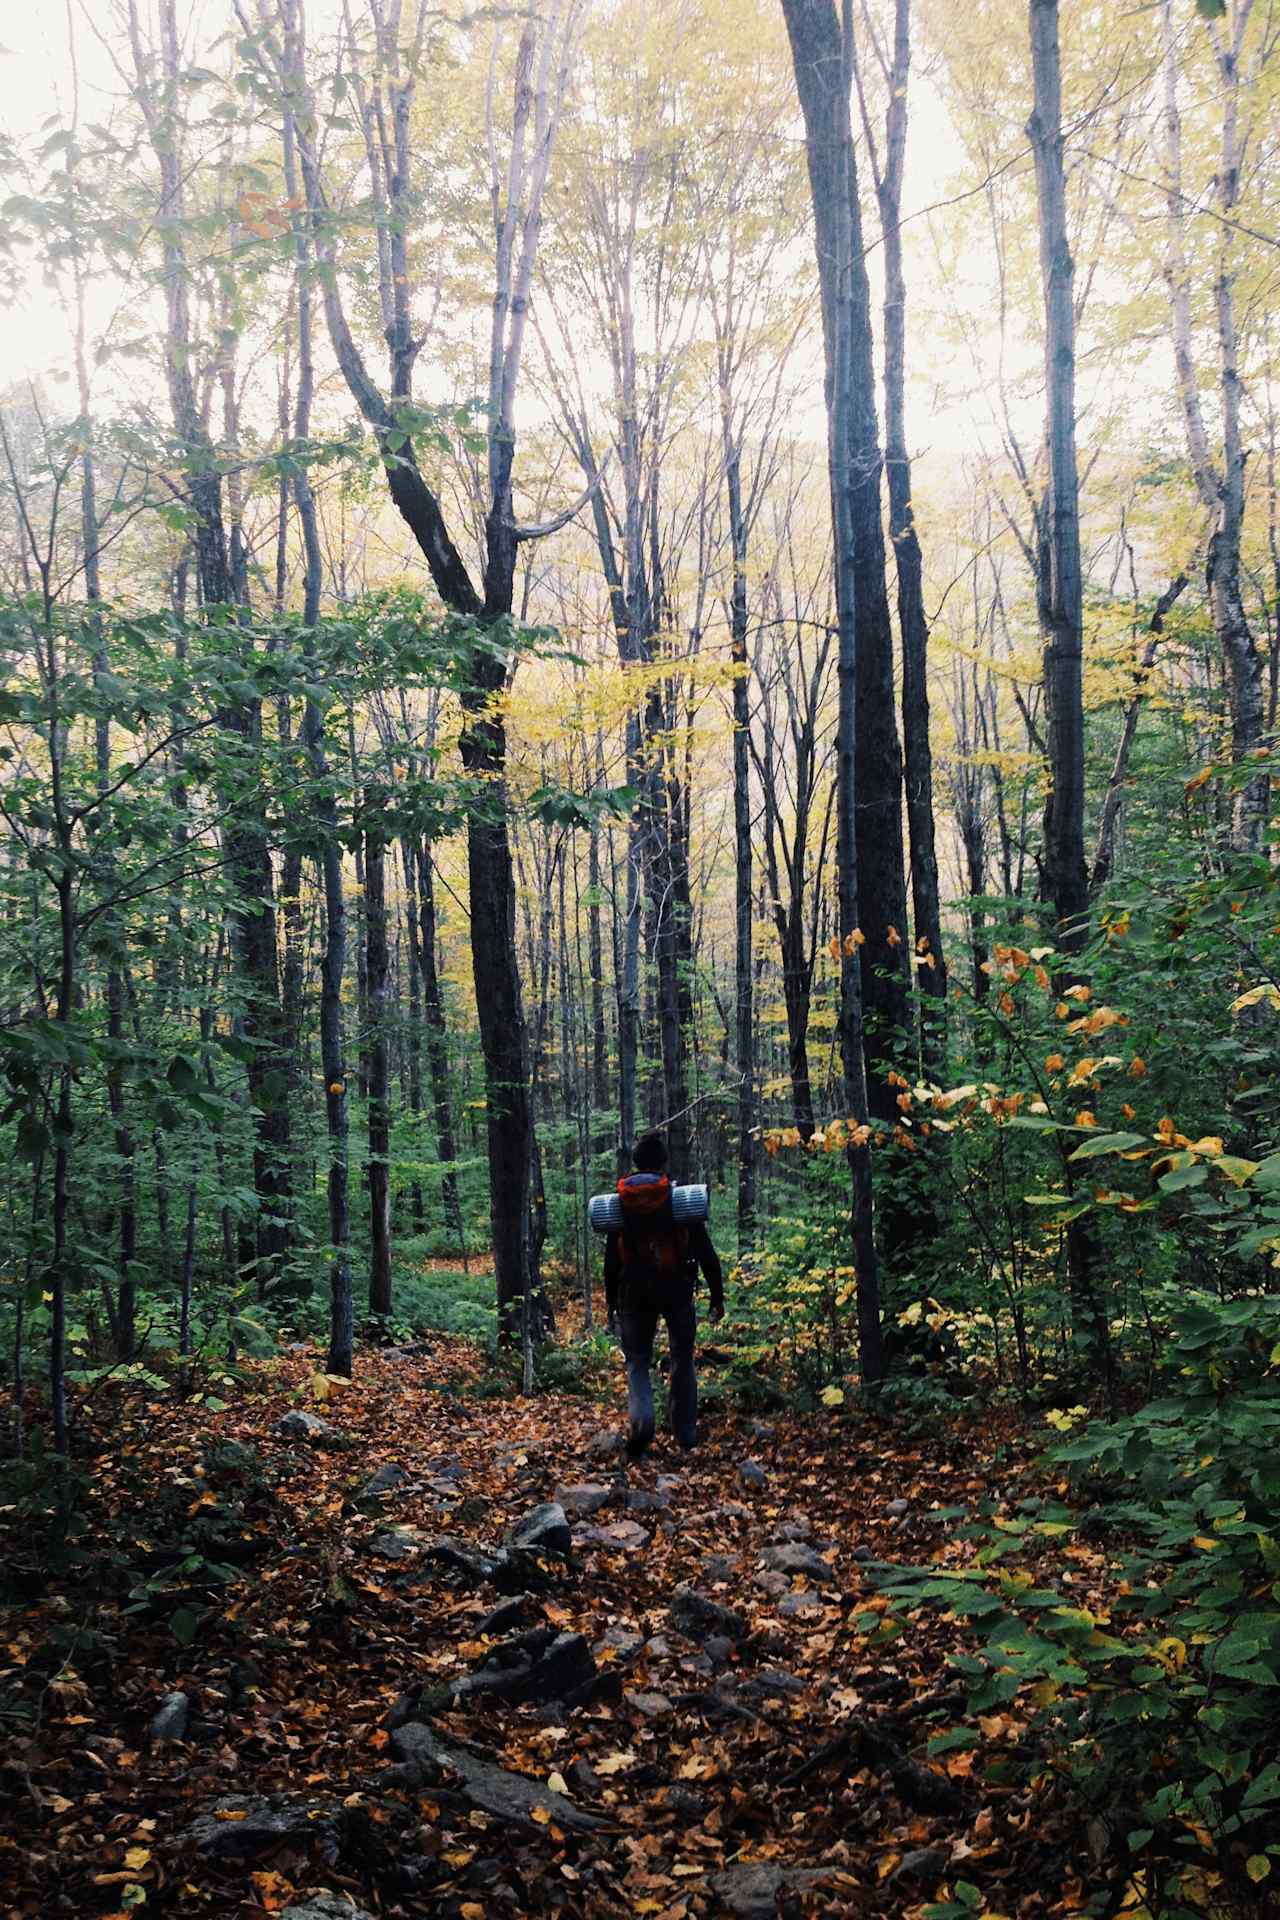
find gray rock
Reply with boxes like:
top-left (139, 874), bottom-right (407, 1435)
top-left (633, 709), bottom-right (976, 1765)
top-left (478, 1595), bottom-right (530, 1637)
top-left (710, 1863), bottom-right (832, 1918)
top-left (390, 1723), bottom-right (607, 1833)
top-left (669, 1582), bottom-right (748, 1644)
top-left (886, 1498), bottom-right (910, 1517)
top-left (624, 1487), bottom-right (670, 1513)
top-left (777, 1589), bottom-right (824, 1618)
top-left (753, 1570), bottom-right (790, 1599)
top-left (592, 1626), bottom-right (645, 1660)
top-left (760, 1542), bottom-right (834, 1583)
top-left (505, 1502), bottom-right (572, 1556)
top-left (421, 1534), bottom-right (502, 1584)
top-left (201, 1438), bottom-right (261, 1482)
top-left (704, 1634), bottom-right (735, 1666)
top-left (738, 1459), bottom-right (768, 1490)
top-left (749, 1420), bottom-right (777, 1443)
top-left (276, 1410), bottom-right (333, 1442)
top-left (746, 1666), bottom-right (806, 1698)
top-left (626, 1689), bottom-right (674, 1717)
top-left (701, 1553), bottom-right (740, 1582)
top-left (361, 1462), bottom-right (411, 1498)
top-left (426, 1477), bottom-right (464, 1499)
top-left (150, 1691), bottom-right (190, 1743)
top-left (371, 1528), bottom-right (422, 1561)
top-left (281, 1899), bottom-right (375, 1920)
top-left (656, 1474), bottom-right (683, 1494)
top-left (434, 1630), bottom-right (596, 1710)
top-left (889, 1848), bottom-right (948, 1889)
top-left (555, 1483), bottom-right (616, 1519)
top-left (186, 1795), bottom-right (339, 1859)
top-left (770, 1519), bottom-right (813, 1544)
top-left (574, 1518), bottom-right (650, 1552)
top-left (586, 1429), bottom-right (626, 1460)
top-left (716, 1502), bottom-right (753, 1521)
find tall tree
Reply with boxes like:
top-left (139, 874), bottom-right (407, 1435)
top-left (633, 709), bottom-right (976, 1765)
top-left (126, 0), bottom-right (292, 1292)
top-left (853, 0), bottom-right (947, 1073)
top-left (780, 0), bottom-right (887, 1385)
top-left (1159, 0), bottom-right (1268, 852)
top-left (1026, 0), bottom-right (1088, 952)
top-left (250, 0), bottom-right (583, 1330)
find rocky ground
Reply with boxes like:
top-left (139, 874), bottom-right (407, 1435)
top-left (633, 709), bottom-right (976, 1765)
top-left (0, 1338), bottom-right (1099, 1918)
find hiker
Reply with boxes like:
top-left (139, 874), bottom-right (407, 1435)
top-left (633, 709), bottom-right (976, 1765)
top-left (604, 1131), bottom-right (724, 1457)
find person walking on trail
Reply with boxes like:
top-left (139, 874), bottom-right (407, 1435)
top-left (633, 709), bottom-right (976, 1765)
top-left (605, 1131), bottom-right (724, 1458)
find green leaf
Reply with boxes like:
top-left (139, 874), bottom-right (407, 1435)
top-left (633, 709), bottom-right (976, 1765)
top-left (1196, 0), bottom-right (1227, 17)
top-left (169, 1605), bottom-right (202, 1647)
top-left (1159, 1162), bottom-right (1208, 1194)
top-left (1068, 1130), bottom-right (1147, 1160)
top-left (926, 1726), bottom-right (981, 1754)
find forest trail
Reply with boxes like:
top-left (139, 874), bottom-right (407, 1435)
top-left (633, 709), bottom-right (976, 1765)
top-left (2, 1338), bottom-right (1096, 1920)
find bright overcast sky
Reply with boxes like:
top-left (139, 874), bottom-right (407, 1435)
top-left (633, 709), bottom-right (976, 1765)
top-left (0, 2), bottom-right (1032, 464)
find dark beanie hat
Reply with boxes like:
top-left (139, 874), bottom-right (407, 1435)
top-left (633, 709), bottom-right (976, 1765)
top-left (633, 1131), bottom-right (668, 1172)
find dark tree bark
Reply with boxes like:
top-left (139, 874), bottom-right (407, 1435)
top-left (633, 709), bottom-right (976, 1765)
top-left (400, 840), bottom-right (426, 1229)
top-left (277, 1), bottom-right (353, 1372)
top-left (1027, 0), bottom-right (1089, 953)
top-left (128, 0), bottom-right (291, 1295)
top-left (855, 0), bottom-right (947, 1073)
top-left (1091, 569), bottom-right (1190, 891)
top-left (413, 840), bottom-right (468, 1266)
top-left (753, 593), bottom-right (835, 1144)
top-left (723, 421), bottom-right (757, 1241)
top-left (1028, 0), bottom-right (1110, 1381)
top-left (588, 730), bottom-right (609, 1116)
top-left (269, 0), bottom-right (578, 1332)
top-left (781, 0), bottom-right (887, 1386)
top-left (365, 789), bottom-right (392, 1317)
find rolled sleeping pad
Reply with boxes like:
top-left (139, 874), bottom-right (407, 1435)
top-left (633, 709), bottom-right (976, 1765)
top-left (588, 1182), bottom-right (710, 1234)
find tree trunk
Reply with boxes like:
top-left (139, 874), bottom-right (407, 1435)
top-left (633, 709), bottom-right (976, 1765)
top-left (781, 0), bottom-right (886, 1387)
top-left (365, 790), bottom-right (392, 1317)
top-left (414, 841), bottom-right (468, 1266)
top-left (1028, 0), bottom-right (1089, 952)
top-left (725, 439), bottom-right (757, 1241)
top-left (869, 0), bottom-right (947, 1073)
top-left (1091, 570), bottom-right (1190, 890)
top-left (401, 840), bottom-right (426, 1230)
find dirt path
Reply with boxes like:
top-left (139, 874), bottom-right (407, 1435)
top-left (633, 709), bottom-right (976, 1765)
top-left (1, 1344), bottom-right (1082, 1919)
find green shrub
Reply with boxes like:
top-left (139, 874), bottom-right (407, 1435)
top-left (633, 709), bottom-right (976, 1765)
top-left (870, 1287), bottom-right (1280, 1868)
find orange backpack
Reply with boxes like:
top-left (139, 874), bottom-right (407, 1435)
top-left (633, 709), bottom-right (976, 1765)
top-left (616, 1173), bottom-right (689, 1303)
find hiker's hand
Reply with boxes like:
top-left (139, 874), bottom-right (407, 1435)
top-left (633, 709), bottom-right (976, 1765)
top-left (709, 1301), bottom-right (725, 1325)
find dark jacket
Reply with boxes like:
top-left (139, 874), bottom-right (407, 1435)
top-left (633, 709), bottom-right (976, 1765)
top-left (604, 1206), bottom-right (723, 1317)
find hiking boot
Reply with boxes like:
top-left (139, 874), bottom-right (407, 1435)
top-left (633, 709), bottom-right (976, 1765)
top-left (626, 1418), bottom-right (655, 1460)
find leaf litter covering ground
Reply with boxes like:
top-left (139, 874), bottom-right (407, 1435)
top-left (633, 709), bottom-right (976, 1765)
top-left (1, 1338), bottom-right (1117, 1920)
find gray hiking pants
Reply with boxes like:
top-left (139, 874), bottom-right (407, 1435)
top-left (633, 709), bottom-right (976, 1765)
top-left (619, 1295), bottom-right (697, 1449)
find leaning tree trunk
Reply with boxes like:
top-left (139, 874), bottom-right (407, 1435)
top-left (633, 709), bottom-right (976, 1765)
top-left (276, 0), bottom-right (568, 1337)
